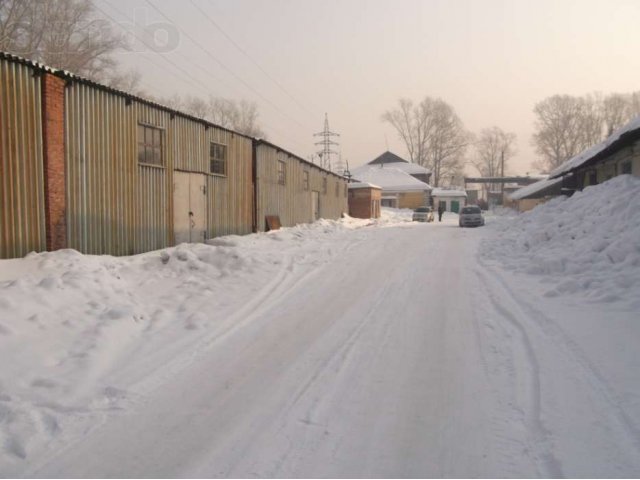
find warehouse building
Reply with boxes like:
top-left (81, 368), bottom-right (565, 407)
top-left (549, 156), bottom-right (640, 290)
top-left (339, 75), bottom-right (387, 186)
top-left (0, 52), bottom-right (347, 259)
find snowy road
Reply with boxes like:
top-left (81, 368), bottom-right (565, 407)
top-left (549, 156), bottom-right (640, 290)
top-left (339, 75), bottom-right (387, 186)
top-left (3, 207), bottom-right (640, 477)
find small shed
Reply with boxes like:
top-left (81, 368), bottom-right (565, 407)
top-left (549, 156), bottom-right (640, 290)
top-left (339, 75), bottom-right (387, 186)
top-left (348, 182), bottom-right (382, 219)
top-left (431, 188), bottom-right (467, 213)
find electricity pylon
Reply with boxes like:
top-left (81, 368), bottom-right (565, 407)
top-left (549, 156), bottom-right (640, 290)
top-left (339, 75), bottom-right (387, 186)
top-left (313, 113), bottom-right (340, 171)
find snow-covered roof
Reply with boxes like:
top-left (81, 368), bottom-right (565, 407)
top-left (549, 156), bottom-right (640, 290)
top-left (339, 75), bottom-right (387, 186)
top-left (431, 188), bottom-right (467, 198)
top-left (348, 182), bottom-right (381, 190)
top-left (383, 162), bottom-right (431, 175)
top-left (508, 176), bottom-right (563, 200)
top-left (350, 165), bottom-right (431, 192)
top-left (550, 115), bottom-right (640, 178)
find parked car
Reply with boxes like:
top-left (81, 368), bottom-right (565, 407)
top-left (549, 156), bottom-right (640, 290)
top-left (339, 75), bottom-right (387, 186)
top-left (412, 206), bottom-right (434, 222)
top-left (459, 205), bottom-right (485, 227)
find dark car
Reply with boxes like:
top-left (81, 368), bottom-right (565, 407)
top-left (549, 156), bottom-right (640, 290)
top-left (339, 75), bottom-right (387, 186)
top-left (459, 205), bottom-right (485, 227)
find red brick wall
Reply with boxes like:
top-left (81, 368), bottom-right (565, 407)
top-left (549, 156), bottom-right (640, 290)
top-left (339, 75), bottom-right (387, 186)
top-left (41, 74), bottom-right (67, 251)
top-left (349, 188), bottom-right (381, 219)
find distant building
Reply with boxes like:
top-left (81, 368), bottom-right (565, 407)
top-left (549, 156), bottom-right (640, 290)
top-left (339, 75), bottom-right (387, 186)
top-left (351, 152), bottom-right (432, 209)
top-left (431, 188), bottom-right (467, 213)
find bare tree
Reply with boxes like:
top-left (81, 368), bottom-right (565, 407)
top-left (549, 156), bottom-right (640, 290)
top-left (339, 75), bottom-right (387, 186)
top-left (382, 97), bottom-right (471, 187)
top-left (0, 0), bottom-right (124, 81)
top-left (531, 91), bottom-right (640, 172)
top-left (156, 94), bottom-right (266, 138)
top-left (381, 98), bottom-right (430, 167)
top-left (182, 96), bottom-right (209, 119)
top-left (472, 127), bottom-right (517, 192)
top-left (207, 96), bottom-right (265, 137)
top-left (531, 95), bottom-right (597, 172)
top-left (105, 68), bottom-right (144, 96)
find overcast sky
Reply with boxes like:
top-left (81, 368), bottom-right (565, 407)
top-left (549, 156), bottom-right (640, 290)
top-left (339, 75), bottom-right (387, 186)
top-left (101, 0), bottom-right (640, 175)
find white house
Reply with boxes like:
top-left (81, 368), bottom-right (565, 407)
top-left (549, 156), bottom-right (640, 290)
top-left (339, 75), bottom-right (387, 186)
top-left (431, 188), bottom-right (467, 213)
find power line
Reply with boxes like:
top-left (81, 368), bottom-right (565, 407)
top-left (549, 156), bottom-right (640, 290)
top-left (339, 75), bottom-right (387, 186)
top-left (188, 0), bottom-right (319, 120)
top-left (143, 0), bottom-right (308, 131)
top-left (97, 1), bottom-right (314, 154)
top-left (96, 1), bottom-right (219, 99)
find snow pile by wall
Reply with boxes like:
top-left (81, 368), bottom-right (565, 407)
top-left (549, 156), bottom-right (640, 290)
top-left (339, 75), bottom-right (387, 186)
top-left (481, 175), bottom-right (640, 306)
top-left (0, 209), bottom-right (417, 469)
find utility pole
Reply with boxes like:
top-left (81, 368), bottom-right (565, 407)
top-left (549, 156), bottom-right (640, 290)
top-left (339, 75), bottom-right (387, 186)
top-left (500, 149), bottom-right (505, 205)
top-left (313, 113), bottom-right (340, 171)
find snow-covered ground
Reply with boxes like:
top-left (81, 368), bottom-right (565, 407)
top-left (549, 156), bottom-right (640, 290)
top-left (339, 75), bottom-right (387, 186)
top-left (0, 177), bottom-right (639, 477)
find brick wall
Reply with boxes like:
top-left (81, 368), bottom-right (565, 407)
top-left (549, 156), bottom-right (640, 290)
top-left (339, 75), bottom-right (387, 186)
top-left (349, 188), bottom-right (381, 219)
top-left (41, 73), bottom-right (67, 251)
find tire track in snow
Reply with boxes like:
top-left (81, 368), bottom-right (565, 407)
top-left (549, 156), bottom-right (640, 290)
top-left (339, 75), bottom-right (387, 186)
top-left (224, 250), bottom-right (397, 477)
top-left (475, 268), bottom-right (564, 478)
top-left (485, 264), bottom-right (640, 464)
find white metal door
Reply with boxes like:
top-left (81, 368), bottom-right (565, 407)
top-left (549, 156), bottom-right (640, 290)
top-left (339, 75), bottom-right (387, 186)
top-left (312, 191), bottom-right (320, 220)
top-left (173, 172), bottom-right (191, 244)
top-left (173, 172), bottom-right (207, 244)
top-left (190, 174), bottom-right (207, 243)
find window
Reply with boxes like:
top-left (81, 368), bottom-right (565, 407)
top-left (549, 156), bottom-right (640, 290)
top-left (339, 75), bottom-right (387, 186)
top-left (335, 181), bottom-right (339, 197)
top-left (303, 171), bottom-right (309, 191)
top-left (277, 160), bottom-right (286, 185)
top-left (137, 124), bottom-right (163, 166)
top-left (622, 161), bottom-right (632, 174)
top-left (210, 142), bottom-right (227, 176)
top-left (322, 177), bottom-right (327, 194)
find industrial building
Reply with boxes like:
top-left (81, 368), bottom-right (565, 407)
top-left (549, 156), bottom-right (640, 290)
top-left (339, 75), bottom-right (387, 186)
top-left (0, 52), bottom-right (347, 259)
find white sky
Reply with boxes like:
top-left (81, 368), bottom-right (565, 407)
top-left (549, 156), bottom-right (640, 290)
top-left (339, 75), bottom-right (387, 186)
top-left (102, 0), bottom-right (640, 175)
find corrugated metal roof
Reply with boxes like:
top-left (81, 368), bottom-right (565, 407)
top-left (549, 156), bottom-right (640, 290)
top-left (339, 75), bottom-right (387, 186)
top-left (550, 115), bottom-right (640, 178)
top-left (0, 51), bottom-right (253, 141)
top-left (508, 176), bottom-right (563, 200)
top-left (0, 51), bottom-right (349, 181)
top-left (255, 139), bottom-right (346, 181)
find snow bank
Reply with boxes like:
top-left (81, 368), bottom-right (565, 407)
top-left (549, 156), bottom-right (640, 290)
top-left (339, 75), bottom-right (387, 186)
top-left (0, 210), bottom-right (412, 469)
top-left (481, 175), bottom-right (640, 307)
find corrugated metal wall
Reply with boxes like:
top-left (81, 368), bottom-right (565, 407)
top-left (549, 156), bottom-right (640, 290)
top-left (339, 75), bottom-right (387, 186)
top-left (65, 81), bottom-right (253, 255)
top-left (0, 58), bottom-right (46, 258)
top-left (206, 129), bottom-right (253, 238)
top-left (255, 143), bottom-right (348, 231)
top-left (66, 83), bottom-right (172, 255)
top-left (171, 116), bottom-right (253, 238)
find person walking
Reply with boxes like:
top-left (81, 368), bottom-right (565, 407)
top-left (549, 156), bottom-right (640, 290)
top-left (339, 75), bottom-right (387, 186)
top-left (438, 203), bottom-right (444, 222)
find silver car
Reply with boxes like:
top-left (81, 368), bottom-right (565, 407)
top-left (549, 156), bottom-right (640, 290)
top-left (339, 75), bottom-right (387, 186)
top-left (412, 206), bottom-right (434, 222)
top-left (459, 205), bottom-right (485, 227)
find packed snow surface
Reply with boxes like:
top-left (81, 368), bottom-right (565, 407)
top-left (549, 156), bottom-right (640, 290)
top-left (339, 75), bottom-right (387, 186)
top-left (0, 185), bottom-right (639, 477)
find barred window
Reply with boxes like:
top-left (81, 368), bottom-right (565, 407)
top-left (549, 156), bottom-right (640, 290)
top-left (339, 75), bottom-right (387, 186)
top-left (210, 142), bottom-right (227, 176)
top-left (137, 124), bottom-right (163, 166)
top-left (278, 161), bottom-right (286, 185)
top-left (322, 177), bottom-right (327, 194)
top-left (335, 181), bottom-right (339, 197)
top-left (303, 171), bottom-right (310, 191)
